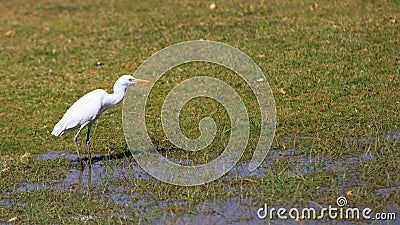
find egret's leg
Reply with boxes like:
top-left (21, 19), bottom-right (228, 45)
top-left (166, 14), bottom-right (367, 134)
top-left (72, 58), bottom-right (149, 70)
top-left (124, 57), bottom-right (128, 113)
top-left (88, 163), bottom-right (92, 191)
top-left (86, 125), bottom-right (92, 167)
top-left (76, 168), bottom-right (83, 192)
top-left (74, 127), bottom-right (84, 170)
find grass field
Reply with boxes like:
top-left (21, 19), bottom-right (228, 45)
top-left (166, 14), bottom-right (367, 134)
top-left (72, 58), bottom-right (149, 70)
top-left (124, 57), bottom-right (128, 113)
top-left (0, 0), bottom-right (399, 223)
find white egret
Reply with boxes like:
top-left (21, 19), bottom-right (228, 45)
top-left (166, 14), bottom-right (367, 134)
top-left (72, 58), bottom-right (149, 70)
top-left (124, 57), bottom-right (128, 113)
top-left (51, 75), bottom-right (149, 169)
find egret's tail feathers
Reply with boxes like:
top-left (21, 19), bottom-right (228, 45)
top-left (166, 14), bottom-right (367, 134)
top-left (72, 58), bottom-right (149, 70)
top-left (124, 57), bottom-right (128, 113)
top-left (51, 118), bottom-right (67, 136)
top-left (51, 125), bottom-right (64, 136)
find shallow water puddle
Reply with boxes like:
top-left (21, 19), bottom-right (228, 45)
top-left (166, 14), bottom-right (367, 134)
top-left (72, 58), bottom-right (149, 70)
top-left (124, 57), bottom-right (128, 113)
top-left (29, 130), bottom-right (398, 192)
top-left (27, 148), bottom-right (372, 192)
top-left (3, 132), bottom-right (399, 223)
top-left (359, 130), bottom-right (400, 142)
top-left (16, 157), bottom-right (149, 192)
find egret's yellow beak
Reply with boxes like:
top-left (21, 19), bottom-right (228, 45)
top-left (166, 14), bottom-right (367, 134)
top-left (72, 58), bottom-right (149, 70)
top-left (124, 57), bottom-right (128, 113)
top-left (130, 78), bottom-right (150, 83)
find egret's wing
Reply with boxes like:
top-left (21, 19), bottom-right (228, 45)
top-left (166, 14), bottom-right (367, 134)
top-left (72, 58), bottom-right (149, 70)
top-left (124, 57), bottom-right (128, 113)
top-left (52, 89), bottom-right (106, 135)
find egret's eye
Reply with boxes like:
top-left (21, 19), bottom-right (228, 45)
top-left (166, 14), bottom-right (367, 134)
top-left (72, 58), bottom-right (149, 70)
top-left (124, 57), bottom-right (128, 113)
top-left (129, 78), bottom-right (135, 82)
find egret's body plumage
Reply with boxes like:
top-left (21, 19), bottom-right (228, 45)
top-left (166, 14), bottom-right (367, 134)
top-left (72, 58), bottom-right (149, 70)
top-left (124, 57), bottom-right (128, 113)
top-left (52, 89), bottom-right (106, 136)
top-left (52, 75), bottom-right (149, 168)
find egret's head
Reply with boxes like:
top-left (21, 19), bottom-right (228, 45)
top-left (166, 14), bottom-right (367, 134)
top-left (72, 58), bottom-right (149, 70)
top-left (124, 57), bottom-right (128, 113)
top-left (114, 75), bottom-right (149, 91)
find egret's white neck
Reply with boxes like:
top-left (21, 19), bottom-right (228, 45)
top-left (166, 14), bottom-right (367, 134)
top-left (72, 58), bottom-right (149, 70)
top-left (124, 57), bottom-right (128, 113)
top-left (103, 85), bottom-right (129, 109)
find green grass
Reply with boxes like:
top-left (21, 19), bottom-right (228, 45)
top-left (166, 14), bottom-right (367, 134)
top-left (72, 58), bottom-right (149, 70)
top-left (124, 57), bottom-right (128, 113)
top-left (1, 0), bottom-right (399, 223)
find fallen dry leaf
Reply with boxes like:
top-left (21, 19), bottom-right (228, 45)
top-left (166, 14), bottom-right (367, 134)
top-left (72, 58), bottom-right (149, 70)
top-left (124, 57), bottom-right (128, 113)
top-left (5, 30), bottom-right (13, 36)
top-left (278, 88), bottom-right (287, 95)
top-left (158, 137), bottom-right (169, 141)
top-left (209, 3), bottom-right (216, 10)
top-left (346, 190), bottom-right (353, 196)
top-left (65, 73), bottom-right (74, 80)
top-left (8, 216), bottom-right (17, 222)
top-left (1, 167), bottom-right (9, 172)
top-left (20, 152), bottom-right (32, 161)
top-left (3, 155), bottom-right (15, 161)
